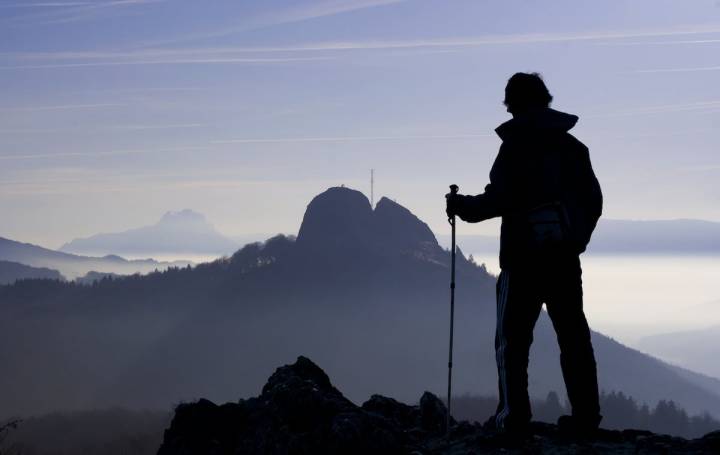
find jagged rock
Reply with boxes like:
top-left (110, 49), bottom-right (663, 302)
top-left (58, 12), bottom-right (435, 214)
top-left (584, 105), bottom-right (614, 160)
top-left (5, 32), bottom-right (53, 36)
top-left (420, 391), bottom-right (455, 434)
top-left (158, 356), bottom-right (414, 454)
top-left (158, 358), bottom-right (720, 454)
top-left (362, 394), bottom-right (419, 429)
top-left (697, 430), bottom-right (720, 451)
top-left (258, 355), bottom-right (357, 432)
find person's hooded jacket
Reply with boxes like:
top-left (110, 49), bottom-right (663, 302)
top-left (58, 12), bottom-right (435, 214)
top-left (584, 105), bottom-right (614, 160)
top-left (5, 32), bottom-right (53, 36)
top-left (453, 107), bottom-right (602, 269)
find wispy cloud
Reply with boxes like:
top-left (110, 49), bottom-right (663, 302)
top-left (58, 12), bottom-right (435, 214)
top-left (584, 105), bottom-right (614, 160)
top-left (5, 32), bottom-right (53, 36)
top-left (587, 100), bottom-right (720, 118)
top-left (591, 128), bottom-right (718, 141)
top-left (108, 123), bottom-right (206, 130)
top-left (248, 0), bottom-right (407, 29)
top-left (74, 86), bottom-right (209, 94)
top-left (142, 21), bottom-right (720, 50)
top-left (678, 163), bottom-right (720, 172)
top-left (211, 133), bottom-right (493, 145)
top-left (0, 2), bottom-right (97, 8)
top-left (7, 23), bottom-right (720, 71)
top-left (623, 100), bottom-right (720, 114)
top-left (0, 174), bottom-right (346, 196)
top-left (596, 38), bottom-right (720, 46)
top-left (631, 65), bottom-right (720, 73)
top-left (145, 0), bottom-right (408, 46)
top-left (0, 146), bottom-right (203, 161)
top-left (0, 103), bottom-right (124, 112)
top-left (1, 166), bottom-right (274, 187)
top-left (0, 56), bottom-right (330, 70)
top-left (0, 133), bottom-right (492, 161)
top-left (0, 123), bottom-right (206, 134)
top-left (3, 0), bottom-right (166, 26)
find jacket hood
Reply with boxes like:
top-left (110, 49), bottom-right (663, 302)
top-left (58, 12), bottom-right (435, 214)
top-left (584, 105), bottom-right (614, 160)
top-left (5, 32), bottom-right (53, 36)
top-left (495, 108), bottom-right (578, 141)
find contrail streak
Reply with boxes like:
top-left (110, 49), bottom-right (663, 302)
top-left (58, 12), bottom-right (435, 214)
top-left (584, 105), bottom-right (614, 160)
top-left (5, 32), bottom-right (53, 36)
top-left (212, 134), bottom-right (493, 144)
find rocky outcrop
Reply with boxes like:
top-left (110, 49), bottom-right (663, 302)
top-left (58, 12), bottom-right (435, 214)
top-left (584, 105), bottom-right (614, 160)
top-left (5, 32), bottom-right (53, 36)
top-left (157, 356), bottom-right (441, 454)
top-left (158, 356), bottom-right (720, 454)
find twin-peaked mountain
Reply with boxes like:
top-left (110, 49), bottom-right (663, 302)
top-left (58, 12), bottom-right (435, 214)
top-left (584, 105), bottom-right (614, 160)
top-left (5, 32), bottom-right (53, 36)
top-left (298, 188), bottom-right (440, 254)
top-left (1, 187), bottom-right (720, 423)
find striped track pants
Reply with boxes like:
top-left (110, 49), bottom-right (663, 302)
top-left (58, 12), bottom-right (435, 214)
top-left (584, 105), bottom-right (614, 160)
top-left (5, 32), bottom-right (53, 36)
top-left (494, 256), bottom-right (601, 429)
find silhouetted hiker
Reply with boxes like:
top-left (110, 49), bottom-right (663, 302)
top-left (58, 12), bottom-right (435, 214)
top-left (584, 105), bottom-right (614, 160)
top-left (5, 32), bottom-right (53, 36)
top-left (446, 72), bottom-right (603, 436)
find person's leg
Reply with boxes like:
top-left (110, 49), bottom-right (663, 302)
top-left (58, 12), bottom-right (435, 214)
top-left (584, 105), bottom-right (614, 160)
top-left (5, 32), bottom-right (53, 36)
top-left (544, 256), bottom-right (601, 427)
top-left (494, 268), bottom-right (543, 430)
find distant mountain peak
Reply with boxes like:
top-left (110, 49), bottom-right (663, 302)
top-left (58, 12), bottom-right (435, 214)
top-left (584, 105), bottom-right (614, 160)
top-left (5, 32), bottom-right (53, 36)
top-left (60, 209), bottom-right (237, 257)
top-left (158, 209), bottom-right (209, 227)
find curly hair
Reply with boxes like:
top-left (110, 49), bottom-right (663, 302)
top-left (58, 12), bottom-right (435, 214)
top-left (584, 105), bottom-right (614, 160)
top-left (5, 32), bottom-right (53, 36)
top-left (503, 72), bottom-right (553, 111)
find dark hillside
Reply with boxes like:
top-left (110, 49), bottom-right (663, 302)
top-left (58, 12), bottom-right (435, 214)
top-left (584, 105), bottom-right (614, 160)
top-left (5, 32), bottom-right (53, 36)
top-left (0, 260), bottom-right (63, 284)
top-left (1, 187), bottom-right (719, 423)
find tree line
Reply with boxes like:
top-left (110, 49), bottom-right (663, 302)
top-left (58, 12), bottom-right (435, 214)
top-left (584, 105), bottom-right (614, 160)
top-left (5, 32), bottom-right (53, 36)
top-left (452, 390), bottom-right (720, 438)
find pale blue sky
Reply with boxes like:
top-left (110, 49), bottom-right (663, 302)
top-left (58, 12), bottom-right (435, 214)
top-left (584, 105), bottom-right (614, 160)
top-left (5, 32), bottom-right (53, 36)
top-left (1, 0), bottom-right (719, 247)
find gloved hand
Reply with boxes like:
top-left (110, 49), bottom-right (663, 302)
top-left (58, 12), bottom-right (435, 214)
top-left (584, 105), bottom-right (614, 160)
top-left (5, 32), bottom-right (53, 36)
top-left (445, 191), bottom-right (461, 219)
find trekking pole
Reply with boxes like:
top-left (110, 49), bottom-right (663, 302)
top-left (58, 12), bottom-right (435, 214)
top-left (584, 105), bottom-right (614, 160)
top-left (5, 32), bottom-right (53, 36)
top-left (446, 184), bottom-right (459, 439)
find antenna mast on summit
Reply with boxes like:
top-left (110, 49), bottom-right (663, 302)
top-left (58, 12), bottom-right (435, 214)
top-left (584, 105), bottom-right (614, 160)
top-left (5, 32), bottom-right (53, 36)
top-left (370, 168), bottom-right (374, 207)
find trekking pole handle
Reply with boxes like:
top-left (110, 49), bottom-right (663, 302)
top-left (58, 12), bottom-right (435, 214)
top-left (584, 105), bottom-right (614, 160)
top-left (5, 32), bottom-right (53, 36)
top-left (447, 185), bottom-right (459, 224)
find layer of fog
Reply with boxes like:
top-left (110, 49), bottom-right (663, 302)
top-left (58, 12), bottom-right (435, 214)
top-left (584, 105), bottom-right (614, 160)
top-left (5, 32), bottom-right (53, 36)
top-left (465, 248), bottom-right (720, 376)
top-left (112, 245), bottom-right (720, 379)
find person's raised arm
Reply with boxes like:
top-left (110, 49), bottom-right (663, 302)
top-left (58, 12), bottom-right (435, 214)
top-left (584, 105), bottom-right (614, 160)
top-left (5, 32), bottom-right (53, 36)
top-left (447, 144), bottom-right (512, 223)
